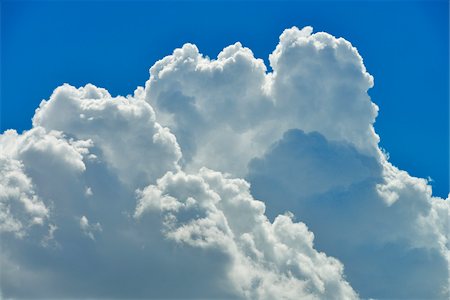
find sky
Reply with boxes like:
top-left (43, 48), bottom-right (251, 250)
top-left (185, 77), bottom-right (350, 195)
top-left (1, 0), bottom-right (448, 197)
top-left (0, 1), bottom-right (449, 299)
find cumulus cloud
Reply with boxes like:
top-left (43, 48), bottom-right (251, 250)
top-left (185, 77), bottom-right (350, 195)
top-left (0, 70), bottom-right (355, 298)
top-left (248, 129), bottom-right (449, 298)
top-left (0, 26), bottom-right (448, 299)
top-left (33, 84), bottom-right (181, 187)
top-left (135, 168), bottom-right (356, 299)
top-left (146, 26), bottom-right (449, 298)
top-left (146, 26), bottom-right (379, 177)
top-left (0, 154), bottom-right (48, 237)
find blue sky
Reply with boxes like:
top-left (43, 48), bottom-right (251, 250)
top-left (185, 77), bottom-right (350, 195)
top-left (1, 0), bottom-right (448, 198)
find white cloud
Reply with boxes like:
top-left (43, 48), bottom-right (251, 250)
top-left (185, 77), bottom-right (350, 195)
top-left (0, 154), bottom-right (48, 237)
top-left (135, 168), bottom-right (356, 299)
top-left (1, 79), bottom-right (355, 298)
top-left (79, 215), bottom-right (102, 240)
top-left (247, 129), bottom-right (449, 298)
top-left (1, 26), bottom-right (448, 299)
top-left (145, 26), bottom-right (449, 298)
top-left (33, 83), bottom-right (181, 188)
top-left (268, 26), bottom-right (379, 155)
top-left (145, 26), bottom-right (379, 177)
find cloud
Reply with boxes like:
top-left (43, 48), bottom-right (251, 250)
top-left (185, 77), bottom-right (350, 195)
top-left (136, 168), bottom-right (356, 299)
top-left (0, 154), bottom-right (48, 238)
top-left (79, 215), bottom-right (102, 240)
top-left (146, 26), bottom-right (379, 177)
top-left (32, 84), bottom-right (181, 188)
top-left (1, 26), bottom-right (448, 299)
top-left (248, 129), bottom-right (449, 298)
top-left (1, 76), bottom-right (355, 298)
top-left (145, 26), bottom-right (449, 298)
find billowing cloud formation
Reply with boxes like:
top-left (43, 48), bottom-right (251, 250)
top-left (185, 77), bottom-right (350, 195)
top-left (0, 26), bottom-right (448, 299)
top-left (33, 84), bottom-right (181, 187)
top-left (0, 80), bottom-right (355, 299)
top-left (136, 168), bottom-right (355, 299)
top-left (146, 26), bottom-right (379, 176)
top-left (248, 130), bottom-right (449, 298)
top-left (0, 154), bottom-right (48, 237)
top-left (146, 26), bottom-right (449, 299)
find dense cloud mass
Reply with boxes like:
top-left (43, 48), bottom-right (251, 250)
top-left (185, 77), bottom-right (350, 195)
top-left (1, 26), bottom-right (448, 299)
top-left (146, 26), bottom-right (379, 176)
top-left (248, 130), bottom-right (449, 298)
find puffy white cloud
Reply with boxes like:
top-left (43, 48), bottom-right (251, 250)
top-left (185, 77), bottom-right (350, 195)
top-left (145, 42), bottom-right (273, 175)
top-left (0, 154), bottom-right (48, 237)
top-left (1, 79), bottom-right (355, 298)
top-left (145, 26), bottom-right (448, 298)
top-left (135, 168), bottom-right (357, 299)
top-left (0, 87), bottom-right (236, 298)
top-left (145, 26), bottom-right (379, 177)
top-left (1, 25), bottom-right (448, 300)
top-left (0, 126), bottom-right (92, 241)
top-left (268, 26), bottom-right (379, 155)
top-left (33, 83), bottom-right (181, 187)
